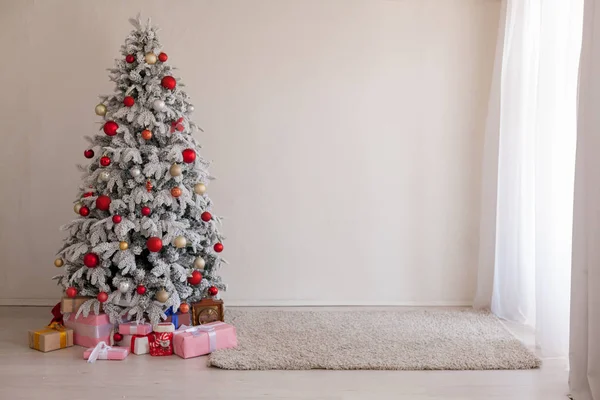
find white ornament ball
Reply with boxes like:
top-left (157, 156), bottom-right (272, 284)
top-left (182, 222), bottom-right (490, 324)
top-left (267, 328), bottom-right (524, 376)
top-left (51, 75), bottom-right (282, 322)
top-left (169, 163), bottom-right (182, 177)
top-left (153, 99), bottom-right (166, 112)
top-left (74, 202), bottom-right (82, 214)
top-left (173, 236), bottom-right (187, 248)
top-left (130, 167), bottom-right (141, 178)
top-left (194, 183), bottom-right (207, 195)
top-left (95, 104), bottom-right (107, 116)
top-left (145, 52), bottom-right (158, 65)
top-left (118, 281), bottom-right (131, 293)
top-left (98, 171), bottom-right (110, 182)
top-left (194, 256), bottom-right (206, 270)
top-left (188, 105), bottom-right (195, 112)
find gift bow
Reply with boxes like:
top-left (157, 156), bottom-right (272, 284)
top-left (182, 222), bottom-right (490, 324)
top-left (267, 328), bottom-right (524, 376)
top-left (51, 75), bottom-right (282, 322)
top-left (50, 302), bottom-right (63, 325)
top-left (176, 323), bottom-right (226, 353)
top-left (170, 118), bottom-right (184, 133)
top-left (165, 307), bottom-right (178, 327)
top-left (87, 341), bottom-right (112, 364)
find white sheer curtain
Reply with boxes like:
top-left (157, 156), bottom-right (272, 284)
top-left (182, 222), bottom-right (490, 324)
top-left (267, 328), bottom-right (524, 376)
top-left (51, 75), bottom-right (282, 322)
top-left (569, 1), bottom-right (600, 398)
top-left (475, 0), bottom-right (583, 357)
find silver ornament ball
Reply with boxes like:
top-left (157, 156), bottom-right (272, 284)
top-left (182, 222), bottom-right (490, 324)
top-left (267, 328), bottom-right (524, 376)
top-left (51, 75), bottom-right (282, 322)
top-left (73, 202), bottom-right (82, 214)
top-left (153, 99), bottom-right (166, 112)
top-left (145, 52), bottom-right (157, 65)
top-left (118, 281), bottom-right (131, 293)
top-left (194, 256), bottom-right (206, 270)
top-left (188, 105), bottom-right (195, 112)
top-left (130, 167), bottom-right (141, 178)
top-left (98, 171), bottom-right (110, 182)
top-left (194, 183), bottom-right (207, 195)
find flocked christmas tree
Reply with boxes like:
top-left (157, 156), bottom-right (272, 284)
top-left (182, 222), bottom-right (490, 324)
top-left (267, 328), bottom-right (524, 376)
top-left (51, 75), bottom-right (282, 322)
top-left (53, 16), bottom-right (226, 325)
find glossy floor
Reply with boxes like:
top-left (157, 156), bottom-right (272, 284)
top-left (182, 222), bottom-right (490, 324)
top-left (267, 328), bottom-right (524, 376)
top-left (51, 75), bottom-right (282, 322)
top-left (0, 306), bottom-right (569, 400)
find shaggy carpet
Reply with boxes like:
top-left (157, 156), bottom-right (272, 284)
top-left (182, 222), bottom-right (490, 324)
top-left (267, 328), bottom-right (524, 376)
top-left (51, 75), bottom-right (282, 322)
top-left (209, 309), bottom-right (541, 370)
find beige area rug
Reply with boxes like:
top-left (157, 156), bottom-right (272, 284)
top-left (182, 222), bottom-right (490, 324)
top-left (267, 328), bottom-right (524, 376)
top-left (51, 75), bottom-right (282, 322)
top-left (209, 309), bottom-right (541, 370)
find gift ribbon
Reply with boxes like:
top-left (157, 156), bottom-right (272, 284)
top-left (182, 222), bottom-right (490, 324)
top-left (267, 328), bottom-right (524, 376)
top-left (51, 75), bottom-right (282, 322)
top-left (165, 307), bottom-right (178, 328)
top-left (175, 322), bottom-right (226, 353)
top-left (33, 322), bottom-right (68, 350)
top-left (87, 341), bottom-right (112, 363)
top-left (50, 302), bottom-right (63, 325)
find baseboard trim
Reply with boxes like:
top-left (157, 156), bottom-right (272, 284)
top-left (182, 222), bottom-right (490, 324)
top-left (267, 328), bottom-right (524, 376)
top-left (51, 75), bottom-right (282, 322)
top-left (0, 298), bottom-right (472, 307)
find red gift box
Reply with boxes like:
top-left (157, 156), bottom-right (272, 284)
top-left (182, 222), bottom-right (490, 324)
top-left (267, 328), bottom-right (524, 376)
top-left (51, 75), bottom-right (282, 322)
top-left (149, 322), bottom-right (174, 356)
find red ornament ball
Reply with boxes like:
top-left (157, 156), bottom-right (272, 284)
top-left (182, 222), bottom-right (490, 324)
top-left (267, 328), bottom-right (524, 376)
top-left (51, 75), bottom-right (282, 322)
top-left (112, 215), bottom-right (122, 224)
top-left (83, 192), bottom-right (93, 198)
top-left (83, 252), bottom-right (99, 268)
top-left (103, 121), bottom-right (119, 136)
top-left (136, 285), bottom-right (147, 295)
top-left (161, 76), bottom-right (176, 90)
top-left (201, 212), bottom-right (212, 222)
top-left (97, 292), bottom-right (108, 303)
top-left (100, 156), bottom-right (111, 167)
top-left (84, 149), bottom-right (94, 159)
top-left (182, 149), bottom-right (196, 163)
top-left (208, 286), bottom-right (219, 296)
top-left (213, 243), bottom-right (224, 253)
top-left (187, 270), bottom-right (203, 286)
top-left (147, 237), bottom-right (163, 252)
top-left (96, 195), bottom-right (111, 211)
top-left (79, 205), bottom-right (90, 217)
top-left (126, 54), bottom-right (135, 63)
top-left (123, 96), bottom-right (135, 107)
top-left (141, 206), bottom-right (151, 216)
top-left (66, 287), bottom-right (78, 298)
top-left (113, 332), bottom-right (123, 342)
top-left (141, 130), bottom-right (153, 140)
top-left (158, 52), bottom-right (168, 62)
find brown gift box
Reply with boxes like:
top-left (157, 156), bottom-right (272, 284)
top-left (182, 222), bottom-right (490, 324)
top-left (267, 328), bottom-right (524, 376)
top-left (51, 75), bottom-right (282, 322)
top-left (192, 299), bottom-right (224, 325)
top-left (28, 323), bottom-right (74, 352)
top-left (60, 296), bottom-right (100, 314)
top-left (166, 312), bottom-right (191, 328)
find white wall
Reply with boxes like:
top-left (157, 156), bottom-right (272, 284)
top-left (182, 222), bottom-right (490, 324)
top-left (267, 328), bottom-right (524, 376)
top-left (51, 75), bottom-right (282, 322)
top-left (0, 0), bottom-right (500, 306)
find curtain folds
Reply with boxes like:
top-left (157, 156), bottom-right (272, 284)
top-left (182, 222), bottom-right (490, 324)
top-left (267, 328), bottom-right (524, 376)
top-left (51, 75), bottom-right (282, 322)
top-left (476, 0), bottom-right (583, 357)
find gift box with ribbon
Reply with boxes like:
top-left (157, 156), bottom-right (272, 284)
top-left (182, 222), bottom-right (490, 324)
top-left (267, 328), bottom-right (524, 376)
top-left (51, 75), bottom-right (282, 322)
top-left (165, 307), bottom-right (191, 329)
top-left (60, 296), bottom-right (98, 314)
top-left (84, 341), bottom-right (129, 362)
top-left (173, 321), bottom-right (237, 359)
top-left (119, 321), bottom-right (152, 335)
top-left (64, 313), bottom-right (113, 348)
top-left (116, 334), bottom-right (151, 355)
top-left (149, 322), bottom-right (175, 356)
top-left (28, 322), bottom-right (74, 353)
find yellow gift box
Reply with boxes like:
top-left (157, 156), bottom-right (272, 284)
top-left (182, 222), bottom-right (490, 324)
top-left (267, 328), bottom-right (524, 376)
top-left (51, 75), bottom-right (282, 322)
top-left (28, 322), bottom-right (74, 352)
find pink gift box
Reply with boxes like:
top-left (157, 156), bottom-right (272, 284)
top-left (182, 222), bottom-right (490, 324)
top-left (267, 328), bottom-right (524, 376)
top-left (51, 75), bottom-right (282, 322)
top-left (119, 322), bottom-right (152, 335)
top-left (84, 343), bottom-right (128, 361)
top-left (64, 313), bottom-right (112, 348)
top-left (173, 322), bottom-right (237, 359)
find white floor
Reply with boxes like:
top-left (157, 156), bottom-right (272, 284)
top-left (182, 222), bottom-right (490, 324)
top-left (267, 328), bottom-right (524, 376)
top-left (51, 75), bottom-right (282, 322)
top-left (0, 306), bottom-right (569, 400)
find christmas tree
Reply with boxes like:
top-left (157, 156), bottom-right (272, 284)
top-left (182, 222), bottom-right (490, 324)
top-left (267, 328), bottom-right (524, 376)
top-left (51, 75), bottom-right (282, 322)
top-left (54, 16), bottom-right (226, 325)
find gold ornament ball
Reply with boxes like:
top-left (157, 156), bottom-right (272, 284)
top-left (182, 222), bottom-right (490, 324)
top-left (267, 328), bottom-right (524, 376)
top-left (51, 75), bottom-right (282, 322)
top-left (119, 241), bottom-right (129, 251)
top-left (155, 288), bottom-right (169, 303)
top-left (194, 256), bottom-right (206, 270)
top-left (74, 202), bottom-right (83, 214)
top-left (145, 52), bottom-right (158, 65)
top-left (95, 104), bottom-right (107, 116)
top-left (173, 236), bottom-right (187, 248)
top-left (170, 163), bottom-right (182, 177)
top-left (194, 183), bottom-right (207, 195)
top-left (54, 258), bottom-right (64, 268)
